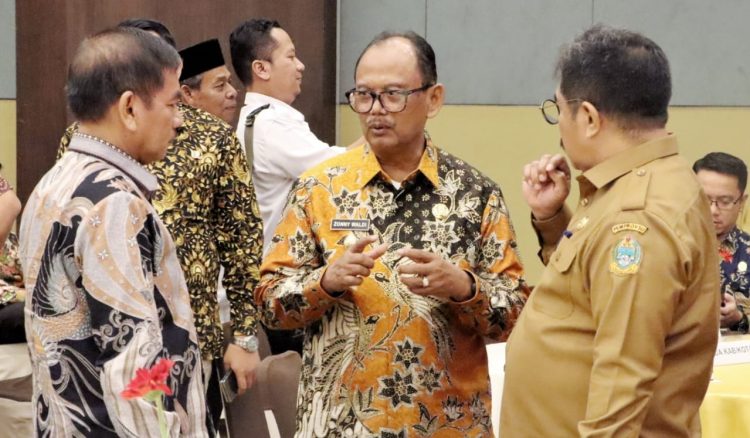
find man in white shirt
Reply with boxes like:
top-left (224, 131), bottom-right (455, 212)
top-left (229, 18), bottom-right (361, 256)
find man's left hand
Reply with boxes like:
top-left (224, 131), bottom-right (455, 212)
top-left (223, 343), bottom-right (261, 395)
top-left (396, 247), bottom-right (473, 302)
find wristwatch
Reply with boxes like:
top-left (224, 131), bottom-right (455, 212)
top-left (232, 334), bottom-right (259, 353)
top-left (733, 312), bottom-right (749, 334)
top-left (0, 288), bottom-right (16, 308)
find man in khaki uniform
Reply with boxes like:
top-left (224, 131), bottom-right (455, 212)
top-left (501, 25), bottom-right (719, 437)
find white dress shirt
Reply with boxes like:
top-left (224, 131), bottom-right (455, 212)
top-left (237, 92), bottom-right (345, 254)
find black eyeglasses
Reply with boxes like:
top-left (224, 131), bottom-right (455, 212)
top-left (539, 96), bottom-right (582, 125)
top-left (345, 83), bottom-right (434, 114)
top-left (708, 195), bottom-right (744, 210)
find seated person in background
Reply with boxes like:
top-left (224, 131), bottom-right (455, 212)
top-left (0, 171), bottom-right (24, 345)
top-left (694, 152), bottom-right (750, 333)
top-left (0, 169), bottom-right (21, 247)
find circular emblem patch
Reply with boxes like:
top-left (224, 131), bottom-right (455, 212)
top-left (609, 235), bottom-right (642, 275)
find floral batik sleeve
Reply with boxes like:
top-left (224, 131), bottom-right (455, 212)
top-left (448, 189), bottom-right (529, 341)
top-left (255, 176), bottom-right (341, 329)
top-left (215, 132), bottom-right (264, 337)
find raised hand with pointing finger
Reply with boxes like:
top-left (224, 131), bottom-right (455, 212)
top-left (321, 235), bottom-right (388, 294)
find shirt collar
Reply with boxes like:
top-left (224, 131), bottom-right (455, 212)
top-left (243, 92), bottom-right (303, 121)
top-left (68, 133), bottom-right (159, 198)
top-left (353, 136), bottom-right (440, 190)
top-left (582, 134), bottom-right (679, 189)
top-left (721, 226), bottom-right (742, 246)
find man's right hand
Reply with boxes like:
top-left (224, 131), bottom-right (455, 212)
top-left (721, 292), bottom-right (744, 328)
top-left (321, 235), bottom-right (387, 294)
top-left (522, 153), bottom-right (572, 220)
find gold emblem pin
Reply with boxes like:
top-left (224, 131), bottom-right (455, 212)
top-left (574, 216), bottom-right (589, 230)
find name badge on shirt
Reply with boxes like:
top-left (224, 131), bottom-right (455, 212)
top-left (331, 219), bottom-right (371, 231)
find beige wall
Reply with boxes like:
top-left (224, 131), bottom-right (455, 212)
top-left (0, 100), bottom-right (15, 190)
top-left (339, 104), bottom-right (750, 283)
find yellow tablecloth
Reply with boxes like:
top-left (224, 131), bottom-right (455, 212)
top-left (700, 362), bottom-right (750, 437)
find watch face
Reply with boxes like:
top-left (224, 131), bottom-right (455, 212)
top-left (0, 289), bottom-right (16, 305)
top-left (234, 336), bottom-right (259, 352)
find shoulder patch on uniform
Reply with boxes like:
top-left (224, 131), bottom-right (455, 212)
top-left (611, 223), bottom-right (648, 234)
top-left (609, 235), bottom-right (642, 275)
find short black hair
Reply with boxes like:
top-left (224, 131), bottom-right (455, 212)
top-left (117, 18), bottom-right (176, 48)
top-left (556, 24), bottom-right (671, 131)
top-left (229, 18), bottom-right (281, 86)
top-left (693, 152), bottom-right (748, 193)
top-left (354, 31), bottom-right (437, 85)
top-left (66, 27), bottom-right (182, 122)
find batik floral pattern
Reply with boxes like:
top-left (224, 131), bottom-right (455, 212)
top-left (257, 139), bottom-right (529, 437)
top-left (58, 103), bottom-right (264, 359)
top-left (719, 226), bottom-right (750, 332)
top-left (20, 140), bottom-right (206, 436)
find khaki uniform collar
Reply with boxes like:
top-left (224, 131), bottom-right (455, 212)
top-left (581, 134), bottom-right (679, 190)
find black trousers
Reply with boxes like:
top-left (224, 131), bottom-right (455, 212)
top-left (264, 327), bottom-right (303, 355)
top-left (0, 302), bottom-right (25, 344)
top-left (205, 358), bottom-right (224, 437)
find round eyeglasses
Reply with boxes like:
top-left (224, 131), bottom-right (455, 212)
top-left (539, 97), bottom-right (582, 125)
top-left (345, 83), bottom-right (434, 114)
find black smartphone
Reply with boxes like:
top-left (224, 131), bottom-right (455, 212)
top-left (219, 369), bottom-right (238, 403)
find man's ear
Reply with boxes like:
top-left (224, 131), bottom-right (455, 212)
top-left (579, 101), bottom-right (601, 138)
top-left (181, 84), bottom-right (196, 105)
top-left (426, 83), bottom-right (445, 119)
top-left (117, 91), bottom-right (137, 131)
top-left (252, 60), bottom-right (271, 81)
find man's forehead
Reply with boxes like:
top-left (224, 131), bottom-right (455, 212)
top-left (270, 28), bottom-right (294, 51)
top-left (355, 39), bottom-right (420, 82)
top-left (698, 170), bottom-right (742, 191)
top-left (364, 37), bottom-right (416, 62)
top-left (204, 65), bottom-right (231, 79)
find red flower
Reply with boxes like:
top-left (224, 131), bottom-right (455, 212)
top-left (121, 358), bottom-right (175, 400)
top-left (719, 247), bottom-right (733, 263)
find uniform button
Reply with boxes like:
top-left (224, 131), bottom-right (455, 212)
top-left (581, 198), bottom-right (589, 206)
top-left (636, 169), bottom-right (646, 176)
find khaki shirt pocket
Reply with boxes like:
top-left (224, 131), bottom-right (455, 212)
top-left (532, 238), bottom-right (577, 318)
